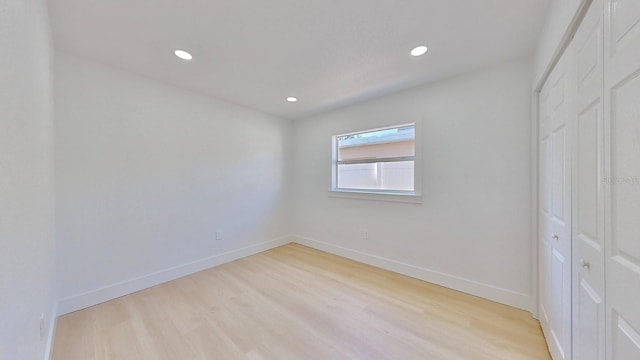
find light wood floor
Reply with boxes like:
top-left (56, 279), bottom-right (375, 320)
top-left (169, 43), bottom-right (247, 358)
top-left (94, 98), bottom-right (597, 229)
top-left (53, 243), bottom-right (550, 359)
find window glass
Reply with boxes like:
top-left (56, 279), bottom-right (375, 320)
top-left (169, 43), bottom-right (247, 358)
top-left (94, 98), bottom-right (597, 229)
top-left (334, 124), bottom-right (415, 192)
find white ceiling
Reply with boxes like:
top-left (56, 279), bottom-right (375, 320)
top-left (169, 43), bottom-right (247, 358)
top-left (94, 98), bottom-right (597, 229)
top-left (49, 0), bottom-right (551, 120)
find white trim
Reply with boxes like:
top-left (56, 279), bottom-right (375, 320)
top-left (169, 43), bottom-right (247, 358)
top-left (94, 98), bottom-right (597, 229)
top-left (530, 89), bottom-right (540, 318)
top-left (56, 235), bottom-right (294, 315)
top-left (534, 0), bottom-right (594, 92)
top-left (292, 235), bottom-right (531, 311)
top-left (53, 234), bottom-right (531, 325)
top-left (43, 302), bottom-right (57, 360)
top-left (328, 189), bottom-right (423, 204)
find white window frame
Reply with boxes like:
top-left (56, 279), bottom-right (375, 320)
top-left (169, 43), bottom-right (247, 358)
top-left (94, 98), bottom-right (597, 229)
top-left (329, 122), bottom-right (423, 203)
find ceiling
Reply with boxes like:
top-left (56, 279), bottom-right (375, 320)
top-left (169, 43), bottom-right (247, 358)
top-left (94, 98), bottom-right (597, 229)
top-left (49, 0), bottom-right (551, 120)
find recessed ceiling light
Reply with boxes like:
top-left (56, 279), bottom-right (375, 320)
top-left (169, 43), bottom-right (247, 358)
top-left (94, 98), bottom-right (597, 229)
top-left (410, 45), bottom-right (428, 57)
top-left (286, 97), bottom-right (297, 102)
top-left (174, 49), bottom-right (193, 60)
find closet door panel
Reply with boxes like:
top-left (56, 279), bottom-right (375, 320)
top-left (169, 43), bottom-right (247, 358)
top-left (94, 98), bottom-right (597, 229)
top-left (605, 0), bottom-right (640, 358)
top-left (572, 0), bottom-right (606, 358)
top-left (540, 48), bottom-right (575, 360)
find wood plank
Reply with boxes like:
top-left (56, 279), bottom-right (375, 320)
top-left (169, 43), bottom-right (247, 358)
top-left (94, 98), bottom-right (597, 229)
top-left (53, 243), bottom-right (550, 359)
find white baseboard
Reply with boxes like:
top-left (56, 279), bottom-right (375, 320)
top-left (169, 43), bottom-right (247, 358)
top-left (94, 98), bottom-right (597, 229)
top-left (43, 302), bottom-right (57, 360)
top-left (56, 234), bottom-right (531, 316)
top-left (292, 235), bottom-right (531, 311)
top-left (57, 235), bottom-right (294, 315)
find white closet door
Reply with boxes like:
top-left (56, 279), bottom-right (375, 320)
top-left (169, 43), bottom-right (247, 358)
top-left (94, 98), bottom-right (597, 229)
top-left (604, 0), bottom-right (640, 358)
top-left (571, 0), bottom-right (606, 359)
top-left (540, 43), bottom-right (575, 360)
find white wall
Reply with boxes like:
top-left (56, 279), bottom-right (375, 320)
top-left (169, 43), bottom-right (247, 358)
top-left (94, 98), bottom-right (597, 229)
top-left (534, 0), bottom-right (586, 87)
top-left (54, 53), bottom-right (292, 314)
top-left (292, 58), bottom-right (533, 310)
top-left (0, 0), bottom-right (57, 359)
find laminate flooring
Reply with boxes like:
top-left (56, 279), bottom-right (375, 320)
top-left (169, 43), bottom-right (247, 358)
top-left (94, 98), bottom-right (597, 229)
top-left (53, 243), bottom-right (550, 359)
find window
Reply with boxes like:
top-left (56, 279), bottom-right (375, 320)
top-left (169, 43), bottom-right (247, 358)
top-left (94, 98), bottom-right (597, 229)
top-left (332, 124), bottom-right (416, 195)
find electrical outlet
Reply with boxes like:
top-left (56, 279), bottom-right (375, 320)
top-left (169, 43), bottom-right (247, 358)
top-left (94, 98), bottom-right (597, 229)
top-left (39, 313), bottom-right (45, 340)
top-left (363, 231), bottom-right (369, 240)
top-left (215, 231), bottom-right (222, 241)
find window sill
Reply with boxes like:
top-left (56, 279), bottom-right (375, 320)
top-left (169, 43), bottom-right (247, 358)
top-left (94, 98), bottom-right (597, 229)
top-left (328, 189), bottom-right (423, 204)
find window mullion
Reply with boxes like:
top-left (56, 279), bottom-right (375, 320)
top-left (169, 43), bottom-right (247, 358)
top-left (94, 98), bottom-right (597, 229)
top-left (337, 156), bottom-right (415, 165)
